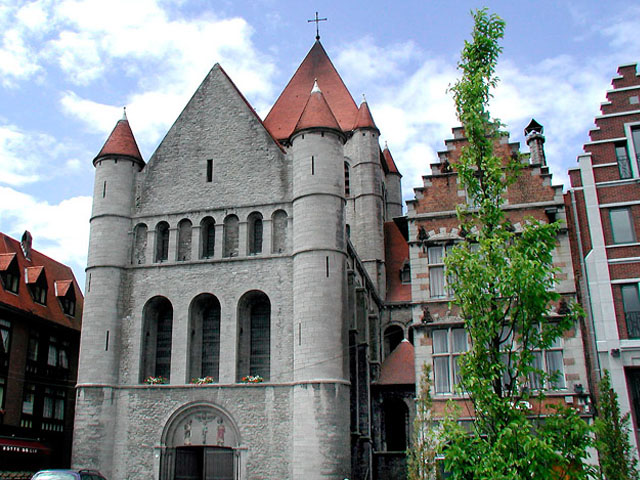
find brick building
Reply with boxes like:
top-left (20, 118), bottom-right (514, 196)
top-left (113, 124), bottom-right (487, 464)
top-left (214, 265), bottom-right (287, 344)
top-left (0, 231), bottom-right (83, 476)
top-left (567, 63), bottom-right (640, 453)
top-left (407, 123), bottom-right (592, 427)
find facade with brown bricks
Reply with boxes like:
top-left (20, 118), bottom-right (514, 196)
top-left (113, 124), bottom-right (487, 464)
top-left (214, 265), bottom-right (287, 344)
top-left (0, 231), bottom-right (83, 476)
top-left (567, 63), bottom-right (640, 454)
top-left (407, 124), bottom-right (593, 425)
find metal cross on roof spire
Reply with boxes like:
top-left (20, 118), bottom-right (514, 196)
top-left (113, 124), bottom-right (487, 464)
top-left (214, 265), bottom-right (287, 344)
top-left (307, 11), bottom-right (327, 40)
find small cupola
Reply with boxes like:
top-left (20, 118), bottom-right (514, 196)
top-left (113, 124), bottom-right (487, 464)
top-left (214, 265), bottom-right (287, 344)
top-left (524, 118), bottom-right (546, 166)
top-left (94, 108), bottom-right (145, 167)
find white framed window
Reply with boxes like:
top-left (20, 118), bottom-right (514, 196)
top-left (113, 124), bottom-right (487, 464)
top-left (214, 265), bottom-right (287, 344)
top-left (432, 327), bottom-right (468, 394)
top-left (610, 208), bottom-right (635, 244)
top-left (428, 244), bottom-right (455, 298)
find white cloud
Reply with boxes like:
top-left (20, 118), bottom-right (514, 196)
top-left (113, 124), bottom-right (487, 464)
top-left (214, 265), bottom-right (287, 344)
top-left (0, 186), bottom-right (91, 286)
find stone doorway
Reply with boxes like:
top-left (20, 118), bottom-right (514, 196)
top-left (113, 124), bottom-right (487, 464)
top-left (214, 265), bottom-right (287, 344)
top-left (175, 446), bottom-right (234, 480)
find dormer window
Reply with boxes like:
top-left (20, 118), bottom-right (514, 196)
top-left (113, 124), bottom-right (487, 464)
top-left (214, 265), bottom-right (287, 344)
top-left (55, 280), bottom-right (76, 316)
top-left (26, 266), bottom-right (47, 305)
top-left (0, 254), bottom-right (19, 294)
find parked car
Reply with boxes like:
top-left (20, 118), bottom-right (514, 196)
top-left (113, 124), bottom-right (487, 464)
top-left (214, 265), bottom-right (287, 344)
top-left (31, 470), bottom-right (106, 480)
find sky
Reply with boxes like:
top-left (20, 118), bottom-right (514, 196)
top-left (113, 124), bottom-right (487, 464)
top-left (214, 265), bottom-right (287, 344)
top-left (0, 0), bottom-right (639, 290)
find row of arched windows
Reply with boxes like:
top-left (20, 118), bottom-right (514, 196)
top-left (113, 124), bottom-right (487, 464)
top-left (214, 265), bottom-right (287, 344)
top-left (132, 210), bottom-right (288, 265)
top-left (140, 291), bottom-right (271, 383)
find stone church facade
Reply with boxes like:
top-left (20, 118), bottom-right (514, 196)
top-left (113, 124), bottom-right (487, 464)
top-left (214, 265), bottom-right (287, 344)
top-left (73, 40), bottom-right (408, 480)
top-left (73, 38), bottom-right (594, 479)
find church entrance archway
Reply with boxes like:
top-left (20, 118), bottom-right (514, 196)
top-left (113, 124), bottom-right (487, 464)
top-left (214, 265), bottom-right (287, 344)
top-left (159, 403), bottom-right (245, 480)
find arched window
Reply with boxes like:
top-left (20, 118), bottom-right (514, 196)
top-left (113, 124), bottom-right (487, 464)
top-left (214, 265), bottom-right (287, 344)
top-left (188, 294), bottom-right (221, 381)
top-left (177, 219), bottom-right (192, 261)
top-left (271, 210), bottom-right (288, 254)
top-left (247, 212), bottom-right (263, 255)
top-left (383, 399), bottom-right (408, 451)
top-left (200, 217), bottom-right (216, 259)
top-left (156, 221), bottom-right (170, 262)
top-left (141, 296), bottom-right (173, 382)
top-left (384, 325), bottom-right (404, 358)
top-left (344, 161), bottom-right (351, 197)
top-left (133, 223), bottom-right (148, 265)
top-left (223, 215), bottom-right (239, 258)
top-left (237, 291), bottom-right (271, 381)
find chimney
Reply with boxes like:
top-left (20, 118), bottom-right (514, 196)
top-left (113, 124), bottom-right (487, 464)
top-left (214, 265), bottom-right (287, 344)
top-left (21, 230), bottom-right (32, 260)
top-left (524, 118), bottom-right (546, 166)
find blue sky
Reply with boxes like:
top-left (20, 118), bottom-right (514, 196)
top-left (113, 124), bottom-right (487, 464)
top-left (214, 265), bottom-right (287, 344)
top-left (0, 0), bottom-right (639, 289)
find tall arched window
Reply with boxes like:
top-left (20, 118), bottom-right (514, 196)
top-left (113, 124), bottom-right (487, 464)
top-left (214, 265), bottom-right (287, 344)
top-left (247, 212), bottom-right (263, 255)
top-left (237, 291), bottom-right (271, 381)
top-left (133, 223), bottom-right (148, 265)
top-left (141, 296), bottom-right (173, 382)
top-left (271, 210), bottom-right (288, 254)
top-left (384, 325), bottom-right (404, 358)
top-left (383, 399), bottom-right (408, 451)
top-left (344, 161), bottom-right (351, 197)
top-left (177, 219), bottom-right (192, 262)
top-left (223, 215), bottom-right (239, 258)
top-left (156, 221), bottom-right (170, 262)
top-left (200, 217), bottom-right (216, 259)
top-left (189, 294), bottom-right (221, 381)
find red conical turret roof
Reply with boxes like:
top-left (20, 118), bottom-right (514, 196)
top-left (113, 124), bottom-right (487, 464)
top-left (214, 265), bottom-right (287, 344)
top-left (264, 41), bottom-right (358, 140)
top-left (376, 339), bottom-right (415, 385)
top-left (382, 143), bottom-right (401, 175)
top-left (94, 112), bottom-right (144, 166)
top-left (294, 81), bottom-right (342, 134)
top-left (353, 97), bottom-right (378, 130)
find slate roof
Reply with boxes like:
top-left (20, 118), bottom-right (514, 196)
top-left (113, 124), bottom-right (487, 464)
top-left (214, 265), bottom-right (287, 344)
top-left (94, 115), bottom-right (144, 165)
top-left (376, 339), bottom-right (415, 385)
top-left (264, 40), bottom-right (358, 140)
top-left (0, 232), bottom-right (83, 331)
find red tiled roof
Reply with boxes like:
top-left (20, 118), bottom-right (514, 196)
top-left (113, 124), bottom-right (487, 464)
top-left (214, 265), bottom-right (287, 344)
top-left (294, 83), bottom-right (342, 134)
top-left (94, 116), bottom-right (144, 165)
top-left (377, 339), bottom-right (415, 385)
top-left (0, 232), bottom-right (83, 331)
top-left (0, 253), bottom-right (16, 271)
top-left (353, 100), bottom-right (378, 130)
top-left (263, 41), bottom-right (358, 140)
top-left (383, 145), bottom-right (401, 175)
top-left (384, 221), bottom-right (411, 302)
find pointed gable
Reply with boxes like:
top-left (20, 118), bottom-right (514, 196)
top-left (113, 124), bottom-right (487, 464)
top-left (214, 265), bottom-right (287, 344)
top-left (294, 82), bottom-right (342, 134)
top-left (353, 99), bottom-right (378, 130)
top-left (95, 116), bottom-right (144, 166)
top-left (377, 339), bottom-right (415, 385)
top-left (264, 41), bottom-right (358, 140)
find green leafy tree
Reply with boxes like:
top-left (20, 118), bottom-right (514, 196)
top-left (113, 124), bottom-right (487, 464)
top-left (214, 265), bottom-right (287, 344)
top-left (408, 364), bottom-right (442, 480)
top-left (431, 8), bottom-right (593, 480)
top-left (594, 370), bottom-right (639, 480)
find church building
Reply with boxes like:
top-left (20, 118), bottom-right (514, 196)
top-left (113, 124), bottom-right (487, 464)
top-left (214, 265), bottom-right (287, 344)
top-left (73, 38), bottom-right (410, 480)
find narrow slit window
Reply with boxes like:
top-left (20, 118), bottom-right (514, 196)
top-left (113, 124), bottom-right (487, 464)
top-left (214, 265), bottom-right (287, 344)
top-left (311, 156), bottom-right (315, 175)
top-left (206, 159), bottom-right (213, 182)
top-left (326, 256), bottom-right (329, 277)
top-left (102, 181), bottom-right (107, 198)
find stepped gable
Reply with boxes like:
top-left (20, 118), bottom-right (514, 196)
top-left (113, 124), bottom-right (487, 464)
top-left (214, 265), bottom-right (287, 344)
top-left (0, 232), bottom-right (82, 330)
top-left (382, 144), bottom-right (401, 175)
top-left (264, 40), bottom-right (358, 140)
top-left (353, 98), bottom-right (378, 130)
top-left (294, 81), bottom-right (342, 133)
top-left (384, 221), bottom-right (410, 302)
top-left (94, 113), bottom-right (144, 165)
top-left (376, 339), bottom-right (415, 385)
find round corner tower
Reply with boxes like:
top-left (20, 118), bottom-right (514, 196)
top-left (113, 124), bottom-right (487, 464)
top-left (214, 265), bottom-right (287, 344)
top-left (290, 82), bottom-right (351, 479)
